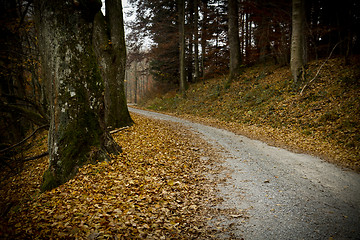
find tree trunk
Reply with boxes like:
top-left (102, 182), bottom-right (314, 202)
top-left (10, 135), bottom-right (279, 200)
top-left (93, 0), bottom-right (132, 130)
top-left (245, 13), bottom-right (251, 63)
top-left (228, 0), bottom-right (242, 82)
top-left (194, 0), bottom-right (200, 82)
top-left (35, 0), bottom-right (121, 192)
top-left (201, 0), bottom-right (208, 78)
top-left (178, 0), bottom-right (186, 94)
top-left (187, 0), bottom-right (194, 83)
top-left (134, 62), bottom-right (138, 103)
top-left (290, 0), bottom-right (306, 83)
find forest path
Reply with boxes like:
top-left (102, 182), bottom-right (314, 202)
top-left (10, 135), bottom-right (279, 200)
top-left (128, 107), bottom-right (360, 239)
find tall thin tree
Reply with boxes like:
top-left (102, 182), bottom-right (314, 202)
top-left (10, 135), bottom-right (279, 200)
top-left (290, 0), bottom-right (306, 83)
top-left (178, 0), bottom-right (186, 94)
top-left (228, 0), bottom-right (242, 82)
top-left (194, 0), bottom-right (200, 82)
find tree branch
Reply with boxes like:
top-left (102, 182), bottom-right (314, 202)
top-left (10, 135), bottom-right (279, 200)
top-left (109, 126), bottom-right (130, 134)
top-left (0, 124), bottom-right (49, 153)
top-left (23, 151), bottom-right (48, 162)
top-left (300, 41), bottom-right (342, 95)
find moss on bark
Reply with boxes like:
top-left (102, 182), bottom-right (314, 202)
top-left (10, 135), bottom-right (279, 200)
top-left (36, 0), bottom-right (121, 192)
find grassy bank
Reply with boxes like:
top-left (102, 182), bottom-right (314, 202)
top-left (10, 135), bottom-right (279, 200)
top-left (141, 57), bottom-right (360, 171)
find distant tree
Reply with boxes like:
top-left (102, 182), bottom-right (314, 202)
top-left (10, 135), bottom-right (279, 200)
top-left (93, 0), bottom-right (133, 129)
top-left (126, 0), bottom-right (359, 91)
top-left (205, 0), bottom-right (229, 77)
top-left (193, 0), bottom-right (200, 81)
top-left (128, 0), bottom-right (229, 83)
top-left (290, 0), bottom-right (306, 83)
top-left (200, 0), bottom-right (209, 77)
top-left (178, 0), bottom-right (186, 94)
top-left (307, 0), bottom-right (360, 62)
top-left (186, 0), bottom-right (194, 83)
top-left (128, 0), bottom-right (179, 84)
top-left (227, 0), bottom-right (242, 82)
top-left (34, 0), bottom-right (121, 191)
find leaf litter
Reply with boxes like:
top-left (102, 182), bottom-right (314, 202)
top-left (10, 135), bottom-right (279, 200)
top-left (143, 57), bottom-right (360, 172)
top-left (0, 113), bottom-right (246, 239)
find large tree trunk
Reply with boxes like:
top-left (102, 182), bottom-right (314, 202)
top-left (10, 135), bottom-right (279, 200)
top-left (178, 0), bottom-right (186, 94)
top-left (35, 0), bottom-right (121, 192)
top-left (93, 0), bottom-right (132, 130)
top-left (228, 0), bottom-right (242, 82)
top-left (290, 0), bottom-right (306, 83)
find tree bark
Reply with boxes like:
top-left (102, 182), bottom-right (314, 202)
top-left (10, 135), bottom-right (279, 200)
top-left (187, 0), bottom-right (194, 83)
top-left (34, 0), bottom-right (121, 192)
top-left (178, 0), bottom-right (186, 94)
top-left (201, 0), bottom-right (208, 78)
top-left (194, 0), bottom-right (200, 82)
top-left (290, 0), bottom-right (306, 83)
top-left (93, 0), bottom-right (132, 130)
top-left (228, 0), bottom-right (242, 82)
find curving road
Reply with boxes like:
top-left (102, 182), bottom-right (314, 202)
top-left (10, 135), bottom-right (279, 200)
top-left (128, 107), bottom-right (360, 240)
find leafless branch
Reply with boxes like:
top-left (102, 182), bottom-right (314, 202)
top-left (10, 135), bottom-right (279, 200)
top-left (300, 41), bottom-right (342, 95)
top-left (22, 151), bottom-right (48, 162)
top-left (110, 126), bottom-right (130, 134)
top-left (0, 124), bottom-right (49, 154)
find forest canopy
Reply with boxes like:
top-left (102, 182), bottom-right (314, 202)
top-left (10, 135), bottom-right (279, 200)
top-left (126, 0), bottom-right (360, 85)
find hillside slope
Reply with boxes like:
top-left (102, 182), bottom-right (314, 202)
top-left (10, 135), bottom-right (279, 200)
top-left (141, 57), bottom-right (360, 171)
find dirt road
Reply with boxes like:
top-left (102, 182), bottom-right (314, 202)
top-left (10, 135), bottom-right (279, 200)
top-left (128, 107), bottom-right (360, 239)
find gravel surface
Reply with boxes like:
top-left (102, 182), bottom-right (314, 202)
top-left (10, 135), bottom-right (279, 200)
top-left (128, 107), bottom-right (360, 240)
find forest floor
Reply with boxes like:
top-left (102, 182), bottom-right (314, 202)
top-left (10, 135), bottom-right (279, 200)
top-left (0, 114), bottom-right (238, 239)
top-left (141, 56), bottom-right (360, 172)
top-left (1, 56), bottom-right (359, 239)
top-left (128, 107), bottom-right (360, 239)
top-left (2, 109), bottom-right (359, 239)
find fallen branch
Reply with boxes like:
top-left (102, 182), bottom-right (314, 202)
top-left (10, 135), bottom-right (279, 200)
top-left (110, 126), bottom-right (130, 134)
top-left (300, 41), bottom-right (342, 95)
top-left (0, 124), bottom-right (49, 154)
top-left (23, 151), bottom-right (49, 162)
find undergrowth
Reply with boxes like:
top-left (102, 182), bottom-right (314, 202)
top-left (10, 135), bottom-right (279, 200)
top-left (142, 56), bottom-right (360, 171)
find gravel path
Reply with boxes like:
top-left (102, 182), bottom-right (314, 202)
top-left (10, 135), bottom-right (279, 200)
top-left (128, 107), bottom-right (360, 240)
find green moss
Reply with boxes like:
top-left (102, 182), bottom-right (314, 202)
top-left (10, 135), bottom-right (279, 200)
top-left (41, 169), bottom-right (61, 192)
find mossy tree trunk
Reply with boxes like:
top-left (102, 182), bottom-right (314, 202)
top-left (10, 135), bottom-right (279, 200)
top-left (34, 0), bottom-right (121, 192)
top-left (93, 0), bottom-right (132, 130)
